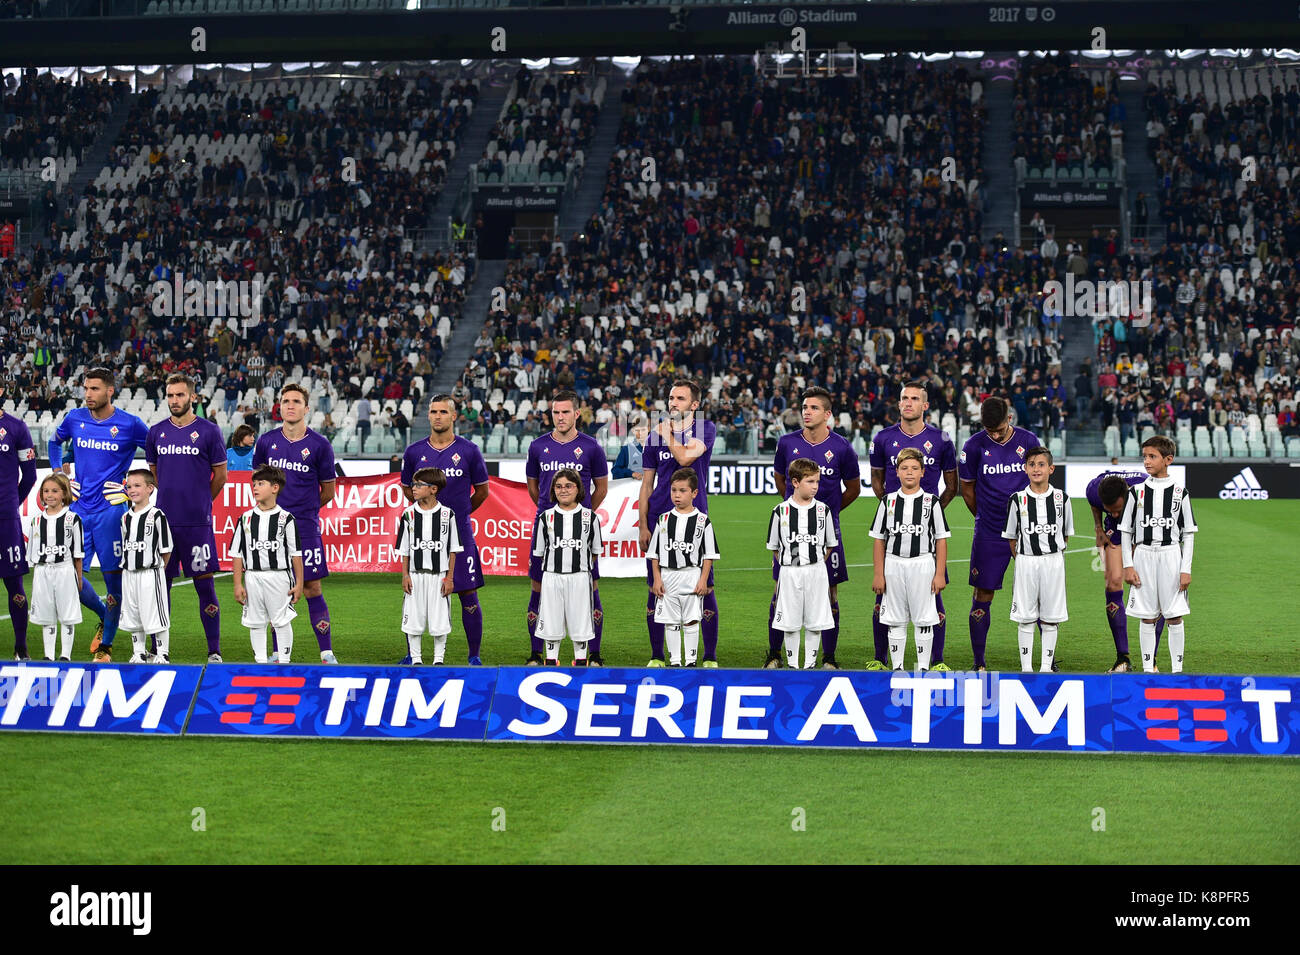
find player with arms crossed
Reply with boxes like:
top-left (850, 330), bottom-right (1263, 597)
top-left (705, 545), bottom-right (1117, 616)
top-left (868, 381), bottom-right (958, 669)
top-left (1086, 468), bottom-right (1165, 672)
top-left (252, 383), bottom-right (338, 663)
top-left (1002, 447), bottom-right (1072, 672)
top-left (1121, 436), bottom-right (1196, 673)
top-left (48, 367), bottom-right (150, 662)
top-left (400, 394), bottom-right (490, 665)
top-left (146, 373), bottom-right (227, 662)
top-left (765, 387), bottom-right (861, 669)
top-left (0, 378), bottom-right (38, 659)
top-left (639, 379), bottom-right (718, 666)
top-left (869, 449), bottom-right (950, 671)
top-left (958, 396), bottom-right (1041, 671)
top-left (524, 390), bottom-right (608, 665)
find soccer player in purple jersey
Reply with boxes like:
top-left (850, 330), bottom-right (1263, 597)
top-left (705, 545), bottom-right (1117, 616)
top-left (868, 381), bottom-right (958, 670)
top-left (638, 379), bottom-right (718, 666)
top-left (764, 387), bottom-right (861, 669)
top-left (524, 390), bottom-right (609, 666)
top-left (146, 373), bottom-right (228, 662)
top-left (400, 394), bottom-right (490, 664)
top-left (958, 396), bottom-right (1041, 670)
top-left (0, 378), bottom-right (38, 659)
top-left (252, 383), bottom-right (339, 663)
top-left (1086, 469), bottom-right (1165, 672)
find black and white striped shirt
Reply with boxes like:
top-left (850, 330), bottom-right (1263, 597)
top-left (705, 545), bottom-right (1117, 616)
top-left (533, 504), bottom-right (602, 575)
top-left (395, 502), bottom-right (462, 575)
top-left (869, 489), bottom-right (951, 557)
top-left (231, 505), bottom-right (301, 573)
top-left (767, 499), bottom-right (838, 567)
top-left (646, 508), bottom-right (720, 570)
top-left (1002, 488), bottom-right (1073, 555)
top-left (1121, 478), bottom-right (1197, 547)
top-left (119, 506), bottom-right (174, 571)
top-left (27, 508), bottom-right (84, 566)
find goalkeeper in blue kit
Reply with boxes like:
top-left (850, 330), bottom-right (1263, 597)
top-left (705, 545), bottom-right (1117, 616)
top-left (47, 368), bottom-right (150, 662)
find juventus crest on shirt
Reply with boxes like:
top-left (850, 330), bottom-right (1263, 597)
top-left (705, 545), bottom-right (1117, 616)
top-left (869, 489), bottom-right (950, 557)
top-left (231, 505), bottom-right (301, 574)
top-left (27, 508), bottom-right (84, 566)
top-left (767, 499), bottom-right (838, 567)
top-left (1002, 488), bottom-right (1074, 555)
top-left (394, 503), bottom-right (463, 575)
top-left (646, 508), bottom-right (721, 570)
top-left (533, 504), bottom-right (602, 574)
top-left (119, 506), bottom-right (174, 571)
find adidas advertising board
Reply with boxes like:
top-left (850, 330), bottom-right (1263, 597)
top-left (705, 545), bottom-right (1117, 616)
top-left (4, 664), bottom-right (1295, 756)
top-left (1186, 463), bottom-right (1299, 501)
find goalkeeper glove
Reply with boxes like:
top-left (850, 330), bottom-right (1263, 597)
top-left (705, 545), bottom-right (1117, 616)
top-left (102, 480), bottom-right (129, 506)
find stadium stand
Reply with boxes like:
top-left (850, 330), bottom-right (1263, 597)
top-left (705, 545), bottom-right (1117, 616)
top-left (474, 66), bottom-right (602, 186)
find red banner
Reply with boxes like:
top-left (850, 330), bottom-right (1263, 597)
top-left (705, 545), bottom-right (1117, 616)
top-left (212, 473), bottom-right (543, 574)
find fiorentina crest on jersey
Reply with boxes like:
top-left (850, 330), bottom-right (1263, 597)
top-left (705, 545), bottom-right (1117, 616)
top-left (1015, 446), bottom-right (1025, 458)
top-left (110, 426), bottom-right (120, 437)
top-left (574, 447), bottom-right (583, 458)
top-left (190, 431), bottom-right (199, 442)
top-left (923, 440), bottom-right (932, 453)
top-left (301, 448), bottom-right (310, 458)
top-left (452, 453), bottom-right (461, 464)
top-left (824, 450), bottom-right (834, 462)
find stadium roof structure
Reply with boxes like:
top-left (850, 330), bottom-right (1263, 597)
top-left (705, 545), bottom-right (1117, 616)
top-left (4, 0), bottom-right (1300, 65)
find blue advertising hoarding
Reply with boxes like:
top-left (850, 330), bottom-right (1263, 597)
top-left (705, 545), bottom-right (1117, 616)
top-left (184, 664), bottom-right (496, 740)
top-left (0, 663), bottom-right (200, 734)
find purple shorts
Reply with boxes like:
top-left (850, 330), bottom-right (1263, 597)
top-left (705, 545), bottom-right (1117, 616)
top-left (298, 531), bottom-right (330, 583)
top-left (529, 515), bottom-right (600, 584)
top-left (1103, 516), bottom-right (1122, 547)
top-left (969, 533), bottom-right (1014, 590)
top-left (0, 519), bottom-right (24, 578)
top-left (452, 524), bottom-right (485, 593)
top-left (166, 524), bottom-right (220, 578)
top-left (772, 542), bottom-right (848, 587)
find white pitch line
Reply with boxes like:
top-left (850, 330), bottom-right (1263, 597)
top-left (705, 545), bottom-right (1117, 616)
top-left (0, 572), bottom-right (231, 622)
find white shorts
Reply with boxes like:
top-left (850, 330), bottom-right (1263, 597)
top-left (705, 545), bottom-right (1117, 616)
top-left (654, 567), bottom-right (703, 626)
top-left (119, 566), bottom-right (171, 635)
top-left (242, 569), bottom-right (298, 629)
top-left (1010, 552), bottom-right (1068, 624)
top-left (1127, 545), bottom-right (1191, 618)
top-left (402, 572), bottom-right (452, 637)
top-left (773, 562), bottom-right (833, 633)
top-left (30, 562), bottom-right (82, 627)
top-left (537, 572), bottom-right (594, 641)
top-left (879, 554), bottom-right (939, 627)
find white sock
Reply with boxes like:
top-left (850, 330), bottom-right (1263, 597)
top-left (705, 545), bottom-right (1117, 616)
top-left (803, 629), bottom-right (821, 669)
top-left (1167, 622), bottom-right (1185, 673)
top-left (251, 628), bottom-right (268, 663)
top-left (683, 623), bottom-right (699, 665)
top-left (60, 625), bottom-right (74, 660)
top-left (1039, 624), bottom-right (1058, 673)
top-left (42, 625), bottom-right (56, 660)
top-left (783, 631), bottom-right (800, 668)
top-left (154, 629), bottom-right (170, 657)
top-left (1139, 620), bottom-right (1157, 671)
top-left (573, 639), bottom-right (588, 661)
top-left (407, 634), bottom-right (422, 664)
top-left (274, 624), bottom-right (294, 663)
top-left (1017, 623), bottom-right (1035, 672)
top-left (433, 633), bottom-right (447, 664)
top-left (888, 626), bottom-right (906, 669)
top-left (545, 639), bottom-right (560, 662)
top-left (915, 625), bottom-right (934, 671)
top-left (666, 624), bottom-right (682, 665)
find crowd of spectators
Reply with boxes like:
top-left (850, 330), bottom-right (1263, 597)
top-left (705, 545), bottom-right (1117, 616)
top-left (475, 65), bottom-right (601, 184)
top-left (1, 71), bottom-right (129, 171)
top-left (1011, 54), bottom-right (1124, 176)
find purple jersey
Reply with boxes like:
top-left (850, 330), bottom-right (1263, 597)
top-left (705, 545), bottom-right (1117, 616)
top-left (252, 427), bottom-right (336, 536)
top-left (0, 411), bottom-right (36, 516)
top-left (525, 431), bottom-right (609, 515)
top-left (146, 416), bottom-right (227, 526)
top-left (773, 430), bottom-right (861, 523)
top-left (958, 426), bottom-right (1041, 538)
top-left (868, 422), bottom-right (957, 495)
top-left (645, 419), bottom-right (716, 523)
top-left (1085, 469), bottom-right (1148, 545)
top-left (400, 436), bottom-right (490, 536)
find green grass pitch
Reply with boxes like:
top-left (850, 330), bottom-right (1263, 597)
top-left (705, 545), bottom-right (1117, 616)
top-left (2, 497), bottom-right (1297, 864)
